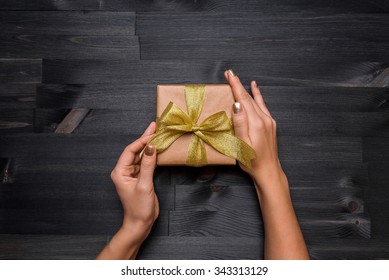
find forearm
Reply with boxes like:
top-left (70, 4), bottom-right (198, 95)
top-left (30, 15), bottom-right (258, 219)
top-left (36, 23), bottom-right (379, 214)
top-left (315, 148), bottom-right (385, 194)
top-left (253, 169), bottom-right (309, 260)
top-left (96, 226), bottom-right (144, 260)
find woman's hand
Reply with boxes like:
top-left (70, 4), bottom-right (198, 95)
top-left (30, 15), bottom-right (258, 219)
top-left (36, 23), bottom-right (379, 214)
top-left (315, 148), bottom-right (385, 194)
top-left (97, 122), bottom-right (159, 260)
top-left (111, 121), bottom-right (159, 241)
top-left (224, 70), bottom-right (287, 191)
top-left (225, 69), bottom-right (309, 259)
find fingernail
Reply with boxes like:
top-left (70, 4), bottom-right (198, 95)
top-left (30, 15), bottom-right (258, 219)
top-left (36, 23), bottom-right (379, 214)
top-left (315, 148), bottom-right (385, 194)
top-left (227, 69), bottom-right (236, 77)
top-left (252, 80), bottom-right (258, 87)
top-left (233, 102), bottom-right (241, 113)
top-left (145, 144), bottom-right (154, 156)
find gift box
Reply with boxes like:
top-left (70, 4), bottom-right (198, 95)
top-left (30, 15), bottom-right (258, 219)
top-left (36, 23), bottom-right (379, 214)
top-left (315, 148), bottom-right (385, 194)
top-left (150, 84), bottom-right (256, 168)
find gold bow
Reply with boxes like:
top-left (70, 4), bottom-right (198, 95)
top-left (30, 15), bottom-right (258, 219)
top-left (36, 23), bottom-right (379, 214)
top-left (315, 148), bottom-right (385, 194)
top-left (149, 85), bottom-right (256, 168)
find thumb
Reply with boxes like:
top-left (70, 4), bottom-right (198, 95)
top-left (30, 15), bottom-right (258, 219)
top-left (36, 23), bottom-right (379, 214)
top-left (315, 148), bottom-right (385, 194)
top-left (138, 144), bottom-right (157, 189)
top-left (232, 102), bottom-right (251, 145)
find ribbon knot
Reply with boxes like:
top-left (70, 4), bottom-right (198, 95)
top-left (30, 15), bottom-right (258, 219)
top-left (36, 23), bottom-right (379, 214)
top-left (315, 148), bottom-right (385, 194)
top-left (149, 85), bottom-right (256, 168)
top-left (191, 125), bottom-right (202, 132)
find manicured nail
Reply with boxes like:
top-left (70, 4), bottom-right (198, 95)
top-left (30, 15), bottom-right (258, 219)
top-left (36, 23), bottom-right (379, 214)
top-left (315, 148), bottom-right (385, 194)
top-left (233, 102), bottom-right (241, 113)
top-left (227, 69), bottom-right (236, 77)
top-left (252, 80), bottom-right (258, 87)
top-left (145, 144), bottom-right (154, 156)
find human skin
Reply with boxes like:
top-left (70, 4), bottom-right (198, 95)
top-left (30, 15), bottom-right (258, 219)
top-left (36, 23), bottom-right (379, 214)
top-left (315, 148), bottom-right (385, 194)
top-left (225, 69), bottom-right (309, 260)
top-left (97, 70), bottom-right (309, 260)
top-left (96, 122), bottom-right (159, 260)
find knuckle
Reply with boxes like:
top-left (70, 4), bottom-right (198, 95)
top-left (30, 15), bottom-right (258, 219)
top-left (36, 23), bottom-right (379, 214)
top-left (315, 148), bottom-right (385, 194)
top-left (255, 119), bottom-right (265, 131)
top-left (233, 113), bottom-right (247, 127)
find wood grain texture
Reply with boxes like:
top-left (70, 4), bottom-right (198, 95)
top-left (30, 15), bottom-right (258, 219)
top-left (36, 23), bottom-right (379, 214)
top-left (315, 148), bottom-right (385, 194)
top-left (33, 108), bottom-right (69, 133)
top-left (0, 234), bottom-right (107, 260)
top-left (0, 59), bottom-right (41, 83)
top-left (307, 238), bottom-right (389, 259)
top-left (0, 11), bottom-right (135, 35)
top-left (41, 59), bottom-right (389, 87)
top-left (169, 210), bottom-right (370, 239)
top-left (137, 237), bottom-right (263, 260)
top-left (0, 134), bottom-right (363, 162)
top-left (0, 109), bottom-right (33, 133)
top-left (174, 184), bottom-right (365, 214)
top-left (0, 84), bottom-right (36, 109)
top-left (135, 0), bottom-right (388, 13)
top-left (139, 37), bottom-right (389, 62)
top-left (363, 137), bottom-right (389, 161)
top-left (138, 237), bottom-right (389, 260)
top-left (137, 13), bottom-right (389, 40)
top-left (0, 159), bottom-right (173, 211)
top-left (54, 108), bottom-right (90, 133)
top-left (0, 208), bottom-right (169, 236)
top-left (0, 0), bottom-right (134, 11)
top-left (36, 84), bottom-right (389, 112)
top-left (168, 162), bottom-right (368, 188)
top-left (0, 35), bottom-right (140, 59)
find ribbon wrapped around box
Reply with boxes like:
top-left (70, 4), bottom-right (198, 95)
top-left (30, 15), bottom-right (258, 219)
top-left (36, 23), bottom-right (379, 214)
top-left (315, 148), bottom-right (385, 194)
top-left (149, 84), bottom-right (256, 168)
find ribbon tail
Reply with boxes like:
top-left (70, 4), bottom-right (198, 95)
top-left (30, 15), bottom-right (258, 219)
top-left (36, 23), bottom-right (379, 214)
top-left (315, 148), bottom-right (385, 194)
top-left (186, 134), bottom-right (207, 167)
top-left (200, 131), bottom-right (256, 170)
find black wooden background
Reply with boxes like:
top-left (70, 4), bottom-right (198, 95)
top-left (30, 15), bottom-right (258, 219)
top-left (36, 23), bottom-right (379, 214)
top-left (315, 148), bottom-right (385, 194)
top-left (1, 0), bottom-right (389, 259)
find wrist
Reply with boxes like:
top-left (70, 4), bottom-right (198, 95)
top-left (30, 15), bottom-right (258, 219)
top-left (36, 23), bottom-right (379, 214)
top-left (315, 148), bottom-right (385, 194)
top-left (251, 165), bottom-right (289, 196)
top-left (121, 219), bottom-right (153, 245)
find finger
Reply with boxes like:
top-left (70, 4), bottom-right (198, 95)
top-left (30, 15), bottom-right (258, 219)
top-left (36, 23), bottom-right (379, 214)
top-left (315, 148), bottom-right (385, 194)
top-left (142, 121), bottom-right (156, 137)
top-left (251, 80), bottom-right (272, 117)
top-left (116, 122), bottom-right (155, 168)
top-left (138, 144), bottom-right (157, 190)
top-left (225, 69), bottom-right (258, 119)
top-left (232, 102), bottom-right (251, 145)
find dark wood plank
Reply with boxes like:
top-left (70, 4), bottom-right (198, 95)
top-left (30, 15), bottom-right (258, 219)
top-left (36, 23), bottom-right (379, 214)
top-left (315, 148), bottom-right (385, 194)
top-left (0, 84), bottom-right (36, 109)
top-left (137, 13), bottom-right (389, 40)
top-left (139, 37), bottom-right (389, 62)
top-left (0, 234), bottom-right (107, 260)
top-left (41, 59), bottom-right (389, 87)
top-left (365, 161), bottom-right (389, 239)
top-left (0, 35), bottom-right (139, 59)
top-left (138, 236), bottom-right (389, 260)
top-left (36, 84), bottom-right (389, 112)
top-left (169, 210), bottom-right (370, 239)
top-left (70, 109), bottom-right (389, 137)
top-left (169, 162), bottom-right (369, 191)
top-left (138, 237), bottom-right (263, 260)
top-left (33, 108), bottom-right (69, 133)
top-left (0, 159), bottom-right (174, 211)
top-left (174, 184), bottom-right (365, 214)
top-left (54, 108), bottom-right (90, 133)
top-left (135, 0), bottom-right (388, 13)
top-left (0, 0), bottom-right (134, 11)
top-left (367, 0), bottom-right (389, 12)
top-left (0, 109), bottom-right (33, 133)
top-left (0, 59), bottom-right (41, 83)
top-left (307, 238), bottom-right (389, 259)
top-left (0, 208), bottom-right (168, 236)
top-left (0, 134), bottom-right (363, 163)
top-left (363, 137), bottom-right (389, 161)
top-left (0, 11), bottom-right (135, 35)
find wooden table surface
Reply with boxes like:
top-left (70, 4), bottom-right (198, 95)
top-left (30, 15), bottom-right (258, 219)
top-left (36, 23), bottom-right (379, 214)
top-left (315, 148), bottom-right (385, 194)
top-left (0, 0), bottom-right (389, 259)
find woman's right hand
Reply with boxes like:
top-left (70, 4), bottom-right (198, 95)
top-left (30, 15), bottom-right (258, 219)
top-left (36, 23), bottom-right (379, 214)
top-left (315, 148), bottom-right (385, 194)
top-left (224, 70), bottom-right (288, 191)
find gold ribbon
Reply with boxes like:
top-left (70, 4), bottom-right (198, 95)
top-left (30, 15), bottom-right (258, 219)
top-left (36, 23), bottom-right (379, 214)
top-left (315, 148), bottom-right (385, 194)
top-left (149, 85), bottom-right (256, 168)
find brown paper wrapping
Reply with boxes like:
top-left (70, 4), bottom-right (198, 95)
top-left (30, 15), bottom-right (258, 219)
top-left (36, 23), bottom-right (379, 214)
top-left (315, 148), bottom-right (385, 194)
top-left (156, 84), bottom-right (236, 166)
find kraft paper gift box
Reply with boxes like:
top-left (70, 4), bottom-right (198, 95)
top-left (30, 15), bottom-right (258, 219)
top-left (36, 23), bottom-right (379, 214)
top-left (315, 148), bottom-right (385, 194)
top-left (153, 84), bottom-right (238, 166)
